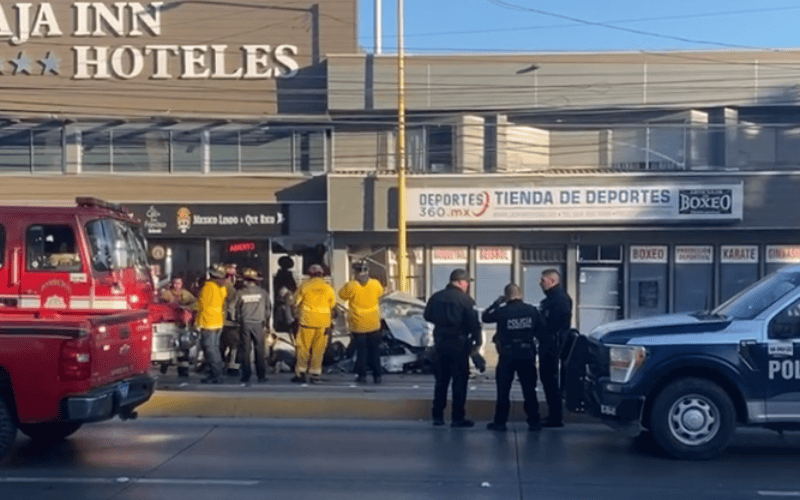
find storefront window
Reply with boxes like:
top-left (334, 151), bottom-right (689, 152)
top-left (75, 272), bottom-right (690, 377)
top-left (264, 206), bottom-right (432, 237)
top-left (210, 131), bottom-right (240, 172)
top-left (720, 245), bottom-right (759, 302)
top-left (521, 247), bottom-right (566, 305)
top-left (114, 130), bottom-right (169, 172)
top-left (674, 246), bottom-right (713, 312)
top-left (0, 127), bottom-right (33, 172)
top-left (766, 245), bottom-right (800, 275)
top-left (431, 246), bottom-right (467, 293)
top-left (295, 130), bottom-right (325, 173)
top-left (32, 127), bottom-right (63, 172)
top-left (82, 128), bottom-right (111, 172)
top-left (241, 128), bottom-right (293, 173)
top-left (172, 131), bottom-right (204, 173)
top-left (629, 245), bottom-right (668, 319)
top-left (476, 246), bottom-right (512, 310)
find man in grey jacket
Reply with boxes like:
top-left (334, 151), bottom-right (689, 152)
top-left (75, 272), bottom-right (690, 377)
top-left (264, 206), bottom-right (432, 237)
top-left (233, 268), bottom-right (271, 385)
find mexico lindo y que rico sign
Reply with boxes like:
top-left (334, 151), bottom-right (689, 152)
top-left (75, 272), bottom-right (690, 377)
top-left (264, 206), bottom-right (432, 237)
top-left (408, 184), bottom-right (743, 224)
top-left (127, 203), bottom-right (286, 238)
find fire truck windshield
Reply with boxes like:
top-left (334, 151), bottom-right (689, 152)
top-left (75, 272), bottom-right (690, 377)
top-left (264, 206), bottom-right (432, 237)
top-left (85, 218), bottom-right (149, 272)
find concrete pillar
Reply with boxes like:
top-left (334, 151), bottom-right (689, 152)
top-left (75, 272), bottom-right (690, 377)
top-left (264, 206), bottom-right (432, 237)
top-left (456, 115), bottom-right (484, 173)
top-left (64, 123), bottom-right (81, 174)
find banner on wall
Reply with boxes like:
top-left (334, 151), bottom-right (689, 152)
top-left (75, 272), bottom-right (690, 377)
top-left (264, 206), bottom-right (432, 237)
top-left (407, 184), bottom-right (743, 224)
top-left (126, 203), bottom-right (286, 238)
top-left (721, 245), bottom-right (758, 264)
top-left (675, 246), bottom-right (713, 264)
top-left (630, 246), bottom-right (668, 264)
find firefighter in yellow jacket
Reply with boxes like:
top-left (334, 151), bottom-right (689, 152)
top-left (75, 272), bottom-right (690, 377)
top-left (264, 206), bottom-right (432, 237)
top-left (292, 264), bottom-right (337, 384)
top-left (339, 260), bottom-right (384, 384)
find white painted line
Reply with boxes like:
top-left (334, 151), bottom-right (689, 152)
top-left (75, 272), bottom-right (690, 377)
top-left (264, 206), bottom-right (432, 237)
top-left (758, 492), bottom-right (800, 497)
top-left (0, 477), bottom-right (259, 487)
top-left (138, 479), bottom-right (260, 486)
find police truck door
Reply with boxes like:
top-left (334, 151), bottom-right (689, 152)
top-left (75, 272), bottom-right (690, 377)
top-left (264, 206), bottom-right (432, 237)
top-left (764, 295), bottom-right (800, 419)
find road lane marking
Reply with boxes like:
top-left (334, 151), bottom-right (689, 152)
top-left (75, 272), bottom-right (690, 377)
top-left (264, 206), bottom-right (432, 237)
top-left (758, 492), bottom-right (800, 497)
top-left (0, 477), bottom-right (259, 486)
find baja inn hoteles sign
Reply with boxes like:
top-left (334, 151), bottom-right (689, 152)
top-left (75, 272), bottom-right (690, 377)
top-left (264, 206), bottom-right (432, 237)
top-left (0, 2), bottom-right (299, 80)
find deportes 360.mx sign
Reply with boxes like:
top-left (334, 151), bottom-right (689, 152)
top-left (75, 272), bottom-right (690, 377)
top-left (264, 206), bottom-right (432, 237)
top-left (407, 183), bottom-right (743, 224)
top-left (126, 203), bottom-right (286, 237)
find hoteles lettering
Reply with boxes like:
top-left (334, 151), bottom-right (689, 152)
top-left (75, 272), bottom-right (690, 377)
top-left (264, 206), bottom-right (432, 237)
top-left (74, 44), bottom-right (299, 80)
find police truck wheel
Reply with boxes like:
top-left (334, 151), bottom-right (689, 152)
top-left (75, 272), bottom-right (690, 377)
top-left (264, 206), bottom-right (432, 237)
top-left (177, 366), bottom-right (189, 377)
top-left (650, 378), bottom-right (735, 460)
top-left (159, 363), bottom-right (170, 374)
top-left (17, 422), bottom-right (82, 442)
top-left (0, 396), bottom-right (17, 461)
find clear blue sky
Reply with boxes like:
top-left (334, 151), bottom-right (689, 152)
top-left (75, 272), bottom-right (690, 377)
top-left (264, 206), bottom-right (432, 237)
top-left (357, 0), bottom-right (800, 54)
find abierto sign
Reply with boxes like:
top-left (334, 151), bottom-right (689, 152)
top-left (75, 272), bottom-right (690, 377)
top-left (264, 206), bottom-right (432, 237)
top-left (407, 184), bottom-right (743, 224)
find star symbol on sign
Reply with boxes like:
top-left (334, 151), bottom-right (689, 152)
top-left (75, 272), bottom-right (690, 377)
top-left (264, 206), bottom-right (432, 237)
top-left (10, 52), bottom-right (31, 75)
top-left (38, 52), bottom-right (60, 75)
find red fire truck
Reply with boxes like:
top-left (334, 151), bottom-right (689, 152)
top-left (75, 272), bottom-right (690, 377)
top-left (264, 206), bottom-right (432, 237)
top-left (0, 197), bottom-right (159, 461)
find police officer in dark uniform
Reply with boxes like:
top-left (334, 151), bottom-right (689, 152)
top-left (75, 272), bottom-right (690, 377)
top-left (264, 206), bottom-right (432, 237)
top-left (538, 268), bottom-right (573, 427)
top-left (233, 268), bottom-right (271, 385)
top-left (482, 283), bottom-right (544, 432)
top-left (424, 268), bottom-right (482, 428)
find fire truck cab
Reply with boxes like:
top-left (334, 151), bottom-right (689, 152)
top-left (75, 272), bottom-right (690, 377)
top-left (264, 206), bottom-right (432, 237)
top-left (0, 197), bottom-right (155, 315)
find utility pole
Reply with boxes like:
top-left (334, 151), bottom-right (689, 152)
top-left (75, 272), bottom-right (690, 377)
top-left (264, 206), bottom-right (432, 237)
top-left (396, 0), bottom-right (408, 292)
top-left (375, 0), bottom-right (382, 54)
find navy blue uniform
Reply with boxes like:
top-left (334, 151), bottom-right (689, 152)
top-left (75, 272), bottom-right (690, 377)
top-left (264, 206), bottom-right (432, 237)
top-left (539, 284), bottom-right (573, 425)
top-left (482, 298), bottom-right (544, 427)
top-left (424, 284), bottom-right (482, 423)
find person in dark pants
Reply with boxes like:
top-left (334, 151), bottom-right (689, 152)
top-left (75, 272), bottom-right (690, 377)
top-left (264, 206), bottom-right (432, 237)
top-left (339, 260), bottom-right (384, 384)
top-left (233, 268), bottom-right (271, 385)
top-left (538, 269), bottom-right (573, 427)
top-left (482, 283), bottom-right (544, 432)
top-left (423, 268), bottom-right (482, 428)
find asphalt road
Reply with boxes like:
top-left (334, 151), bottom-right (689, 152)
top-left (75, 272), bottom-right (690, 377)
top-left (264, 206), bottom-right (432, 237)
top-left (2, 419), bottom-right (800, 499)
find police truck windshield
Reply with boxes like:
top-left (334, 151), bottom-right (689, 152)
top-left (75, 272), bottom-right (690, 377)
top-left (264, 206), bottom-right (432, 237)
top-left (713, 271), bottom-right (800, 320)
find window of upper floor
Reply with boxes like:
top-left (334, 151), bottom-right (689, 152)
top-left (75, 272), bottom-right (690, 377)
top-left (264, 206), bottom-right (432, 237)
top-left (79, 124), bottom-right (328, 174)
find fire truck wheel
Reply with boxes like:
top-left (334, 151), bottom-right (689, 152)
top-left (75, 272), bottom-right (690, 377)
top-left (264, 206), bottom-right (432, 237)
top-left (159, 363), bottom-right (170, 374)
top-left (17, 422), bottom-right (82, 442)
top-left (0, 396), bottom-right (17, 461)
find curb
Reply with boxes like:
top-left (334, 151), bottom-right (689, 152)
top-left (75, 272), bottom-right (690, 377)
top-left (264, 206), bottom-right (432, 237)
top-left (137, 390), bottom-right (595, 424)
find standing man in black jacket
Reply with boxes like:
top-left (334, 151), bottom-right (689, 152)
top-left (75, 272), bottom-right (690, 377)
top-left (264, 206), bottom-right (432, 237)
top-left (424, 268), bottom-right (482, 428)
top-left (482, 283), bottom-right (544, 432)
top-left (538, 269), bottom-right (573, 427)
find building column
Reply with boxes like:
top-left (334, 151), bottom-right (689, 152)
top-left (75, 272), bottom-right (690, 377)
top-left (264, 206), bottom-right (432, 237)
top-left (64, 123), bottom-right (81, 174)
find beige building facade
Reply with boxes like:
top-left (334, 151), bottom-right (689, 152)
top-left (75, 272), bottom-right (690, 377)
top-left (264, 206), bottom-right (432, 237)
top-left (0, 1), bottom-right (799, 331)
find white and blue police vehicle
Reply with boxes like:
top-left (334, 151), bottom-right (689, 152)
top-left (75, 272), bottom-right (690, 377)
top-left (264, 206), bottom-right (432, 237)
top-left (565, 265), bottom-right (800, 460)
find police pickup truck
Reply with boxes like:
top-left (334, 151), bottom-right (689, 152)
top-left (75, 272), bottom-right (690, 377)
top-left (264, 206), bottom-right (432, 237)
top-left (565, 265), bottom-right (800, 460)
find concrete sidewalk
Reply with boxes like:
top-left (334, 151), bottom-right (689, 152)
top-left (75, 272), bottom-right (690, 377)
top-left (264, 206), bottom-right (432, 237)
top-left (138, 368), bottom-right (594, 424)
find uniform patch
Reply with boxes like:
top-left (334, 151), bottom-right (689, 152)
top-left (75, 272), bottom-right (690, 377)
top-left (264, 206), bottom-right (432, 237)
top-left (240, 294), bottom-right (261, 303)
top-left (769, 342), bottom-right (794, 357)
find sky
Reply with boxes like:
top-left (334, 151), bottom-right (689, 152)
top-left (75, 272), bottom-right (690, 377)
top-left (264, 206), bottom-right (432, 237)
top-left (357, 0), bottom-right (800, 54)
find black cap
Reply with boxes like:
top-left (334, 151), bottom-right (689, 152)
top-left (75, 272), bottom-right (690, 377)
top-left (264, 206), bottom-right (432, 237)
top-left (449, 268), bottom-right (471, 282)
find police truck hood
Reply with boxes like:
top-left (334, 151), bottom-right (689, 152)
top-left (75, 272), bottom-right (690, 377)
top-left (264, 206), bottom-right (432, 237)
top-left (589, 312), bottom-right (732, 344)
